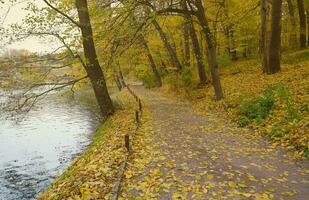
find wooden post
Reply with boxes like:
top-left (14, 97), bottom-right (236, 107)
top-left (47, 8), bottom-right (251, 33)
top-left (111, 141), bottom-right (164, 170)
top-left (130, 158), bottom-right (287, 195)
top-left (138, 99), bottom-right (142, 112)
top-left (135, 110), bottom-right (140, 127)
top-left (125, 134), bottom-right (130, 154)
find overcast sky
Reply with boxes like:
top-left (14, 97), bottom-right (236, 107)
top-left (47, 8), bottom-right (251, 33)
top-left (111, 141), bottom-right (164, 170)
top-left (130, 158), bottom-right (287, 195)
top-left (1, 0), bottom-right (60, 53)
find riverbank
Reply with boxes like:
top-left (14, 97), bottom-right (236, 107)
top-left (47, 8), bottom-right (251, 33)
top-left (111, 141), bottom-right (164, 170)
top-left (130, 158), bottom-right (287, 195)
top-left (37, 83), bottom-right (309, 199)
top-left (38, 88), bottom-right (154, 199)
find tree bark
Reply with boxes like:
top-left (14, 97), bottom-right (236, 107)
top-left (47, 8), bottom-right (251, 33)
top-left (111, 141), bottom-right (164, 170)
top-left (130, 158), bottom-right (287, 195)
top-left (307, 8), bottom-right (309, 46)
top-left (152, 19), bottom-right (183, 71)
top-left (189, 19), bottom-right (208, 85)
top-left (260, 0), bottom-right (268, 72)
top-left (195, 0), bottom-right (224, 100)
top-left (182, 2), bottom-right (191, 68)
top-left (297, 0), bottom-right (307, 48)
top-left (140, 36), bottom-right (162, 87)
top-left (287, 0), bottom-right (298, 46)
top-left (268, 0), bottom-right (282, 74)
top-left (223, 0), bottom-right (237, 60)
top-left (75, 0), bottom-right (114, 118)
top-left (181, 1), bottom-right (208, 84)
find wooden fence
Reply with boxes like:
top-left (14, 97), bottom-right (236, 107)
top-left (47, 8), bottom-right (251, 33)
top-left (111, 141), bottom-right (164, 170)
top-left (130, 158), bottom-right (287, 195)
top-left (110, 85), bottom-right (142, 200)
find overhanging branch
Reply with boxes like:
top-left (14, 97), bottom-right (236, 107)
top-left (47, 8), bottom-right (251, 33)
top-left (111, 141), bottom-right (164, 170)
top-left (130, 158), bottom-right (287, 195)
top-left (43, 0), bottom-right (81, 28)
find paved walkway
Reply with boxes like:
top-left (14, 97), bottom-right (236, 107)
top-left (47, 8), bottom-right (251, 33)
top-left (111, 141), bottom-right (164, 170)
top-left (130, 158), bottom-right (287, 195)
top-left (122, 87), bottom-right (309, 200)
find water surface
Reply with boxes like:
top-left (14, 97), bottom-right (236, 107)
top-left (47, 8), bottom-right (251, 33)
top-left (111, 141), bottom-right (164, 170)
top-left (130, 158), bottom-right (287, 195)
top-left (0, 90), bottom-right (101, 199)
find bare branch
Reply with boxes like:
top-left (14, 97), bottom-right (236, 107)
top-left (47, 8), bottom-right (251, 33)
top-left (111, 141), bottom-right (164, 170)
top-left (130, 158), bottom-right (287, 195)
top-left (19, 75), bottom-right (89, 110)
top-left (43, 0), bottom-right (81, 28)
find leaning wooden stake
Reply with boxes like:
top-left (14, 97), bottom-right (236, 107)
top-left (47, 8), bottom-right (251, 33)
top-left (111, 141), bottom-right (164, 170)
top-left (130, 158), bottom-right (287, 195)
top-left (125, 134), bottom-right (131, 154)
top-left (110, 161), bottom-right (126, 200)
top-left (135, 110), bottom-right (140, 127)
top-left (110, 135), bottom-right (131, 200)
top-left (138, 99), bottom-right (142, 112)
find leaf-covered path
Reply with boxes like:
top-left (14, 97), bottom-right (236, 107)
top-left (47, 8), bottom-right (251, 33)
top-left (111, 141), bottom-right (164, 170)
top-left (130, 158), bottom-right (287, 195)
top-left (121, 86), bottom-right (309, 200)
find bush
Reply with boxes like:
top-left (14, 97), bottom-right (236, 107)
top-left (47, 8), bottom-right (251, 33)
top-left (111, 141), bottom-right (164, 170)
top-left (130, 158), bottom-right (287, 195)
top-left (164, 67), bottom-right (194, 94)
top-left (217, 53), bottom-right (232, 68)
top-left (237, 86), bottom-right (274, 127)
top-left (141, 72), bottom-right (158, 88)
top-left (236, 84), bottom-right (302, 128)
top-left (164, 73), bottom-right (181, 91)
top-left (180, 66), bottom-right (193, 88)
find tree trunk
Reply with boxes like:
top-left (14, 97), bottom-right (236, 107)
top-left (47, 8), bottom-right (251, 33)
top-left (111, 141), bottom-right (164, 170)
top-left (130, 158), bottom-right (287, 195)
top-left (223, 0), bottom-right (237, 60)
top-left (307, 8), bottom-right (309, 46)
top-left (268, 0), bottom-right (282, 74)
top-left (195, 0), bottom-right (224, 100)
top-left (182, 2), bottom-right (191, 67)
top-left (260, 0), bottom-right (268, 72)
top-left (297, 0), bottom-right (307, 48)
top-left (229, 28), bottom-right (237, 60)
top-left (152, 19), bottom-right (183, 71)
top-left (199, 30), bottom-right (205, 61)
top-left (189, 19), bottom-right (208, 85)
top-left (182, 1), bottom-right (208, 84)
top-left (75, 0), bottom-right (114, 118)
top-left (287, 0), bottom-right (298, 46)
top-left (140, 36), bottom-right (162, 87)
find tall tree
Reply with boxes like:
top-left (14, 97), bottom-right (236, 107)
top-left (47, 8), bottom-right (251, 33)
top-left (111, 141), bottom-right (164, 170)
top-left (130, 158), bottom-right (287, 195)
top-left (75, 0), bottom-right (114, 117)
top-left (140, 36), bottom-right (162, 87)
top-left (268, 0), bottom-right (282, 74)
top-left (182, 1), bottom-right (208, 84)
top-left (287, 0), bottom-right (297, 46)
top-left (297, 0), bottom-right (307, 48)
top-left (222, 0), bottom-right (237, 60)
top-left (307, 7), bottom-right (309, 46)
top-left (260, 0), bottom-right (268, 72)
top-left (152, 19), bottom-right (183, 71)
top-left (194, 0), bottom-right (224, 99)
top-left (182, 13), bottom-right (191, 68)
top-left (43, 0), bottom-right (114, 118)
top-left (189, 19), bottom-right (209, 85)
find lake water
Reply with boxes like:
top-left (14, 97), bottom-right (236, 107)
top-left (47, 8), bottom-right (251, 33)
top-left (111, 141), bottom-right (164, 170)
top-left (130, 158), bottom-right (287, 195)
top-left (0, 90), bottom-right (101, 200)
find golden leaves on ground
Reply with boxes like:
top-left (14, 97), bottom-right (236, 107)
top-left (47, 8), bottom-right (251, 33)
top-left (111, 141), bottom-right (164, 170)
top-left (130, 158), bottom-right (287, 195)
top-left (189, 60), bottom-right (309, 157)
top-left (38, 89), bottom-right (140, 199)
top-left (119, 86), bottom-right (309, 199)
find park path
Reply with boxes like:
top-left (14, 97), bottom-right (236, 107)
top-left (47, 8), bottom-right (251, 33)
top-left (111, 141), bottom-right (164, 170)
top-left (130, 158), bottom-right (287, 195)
top-left (121, 86), bottom-right (309, 200)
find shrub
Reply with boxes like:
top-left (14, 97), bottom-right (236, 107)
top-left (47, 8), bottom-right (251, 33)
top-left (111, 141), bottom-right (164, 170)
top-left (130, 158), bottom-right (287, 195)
top-left (237, 86), bottom-right (274, 127)
top-left (236, 84), bottom-right (302, 128)
top-left (141, 72), bottom-right (158, 88)
top-left (180, 66), bottom-right (193, 87)
top-left (217, 53), bottom-right (232, 68)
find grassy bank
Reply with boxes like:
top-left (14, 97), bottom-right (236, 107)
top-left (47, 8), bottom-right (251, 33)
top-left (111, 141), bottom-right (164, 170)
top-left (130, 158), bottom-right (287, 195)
top-left (161, 50), bottom-right (309, 158)
top-left (38, 89), bottom-right (151, 199)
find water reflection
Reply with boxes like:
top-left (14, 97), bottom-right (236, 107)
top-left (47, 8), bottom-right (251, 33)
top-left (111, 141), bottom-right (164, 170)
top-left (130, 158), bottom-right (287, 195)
top-left (0, 90), bottom-right (101, 200)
